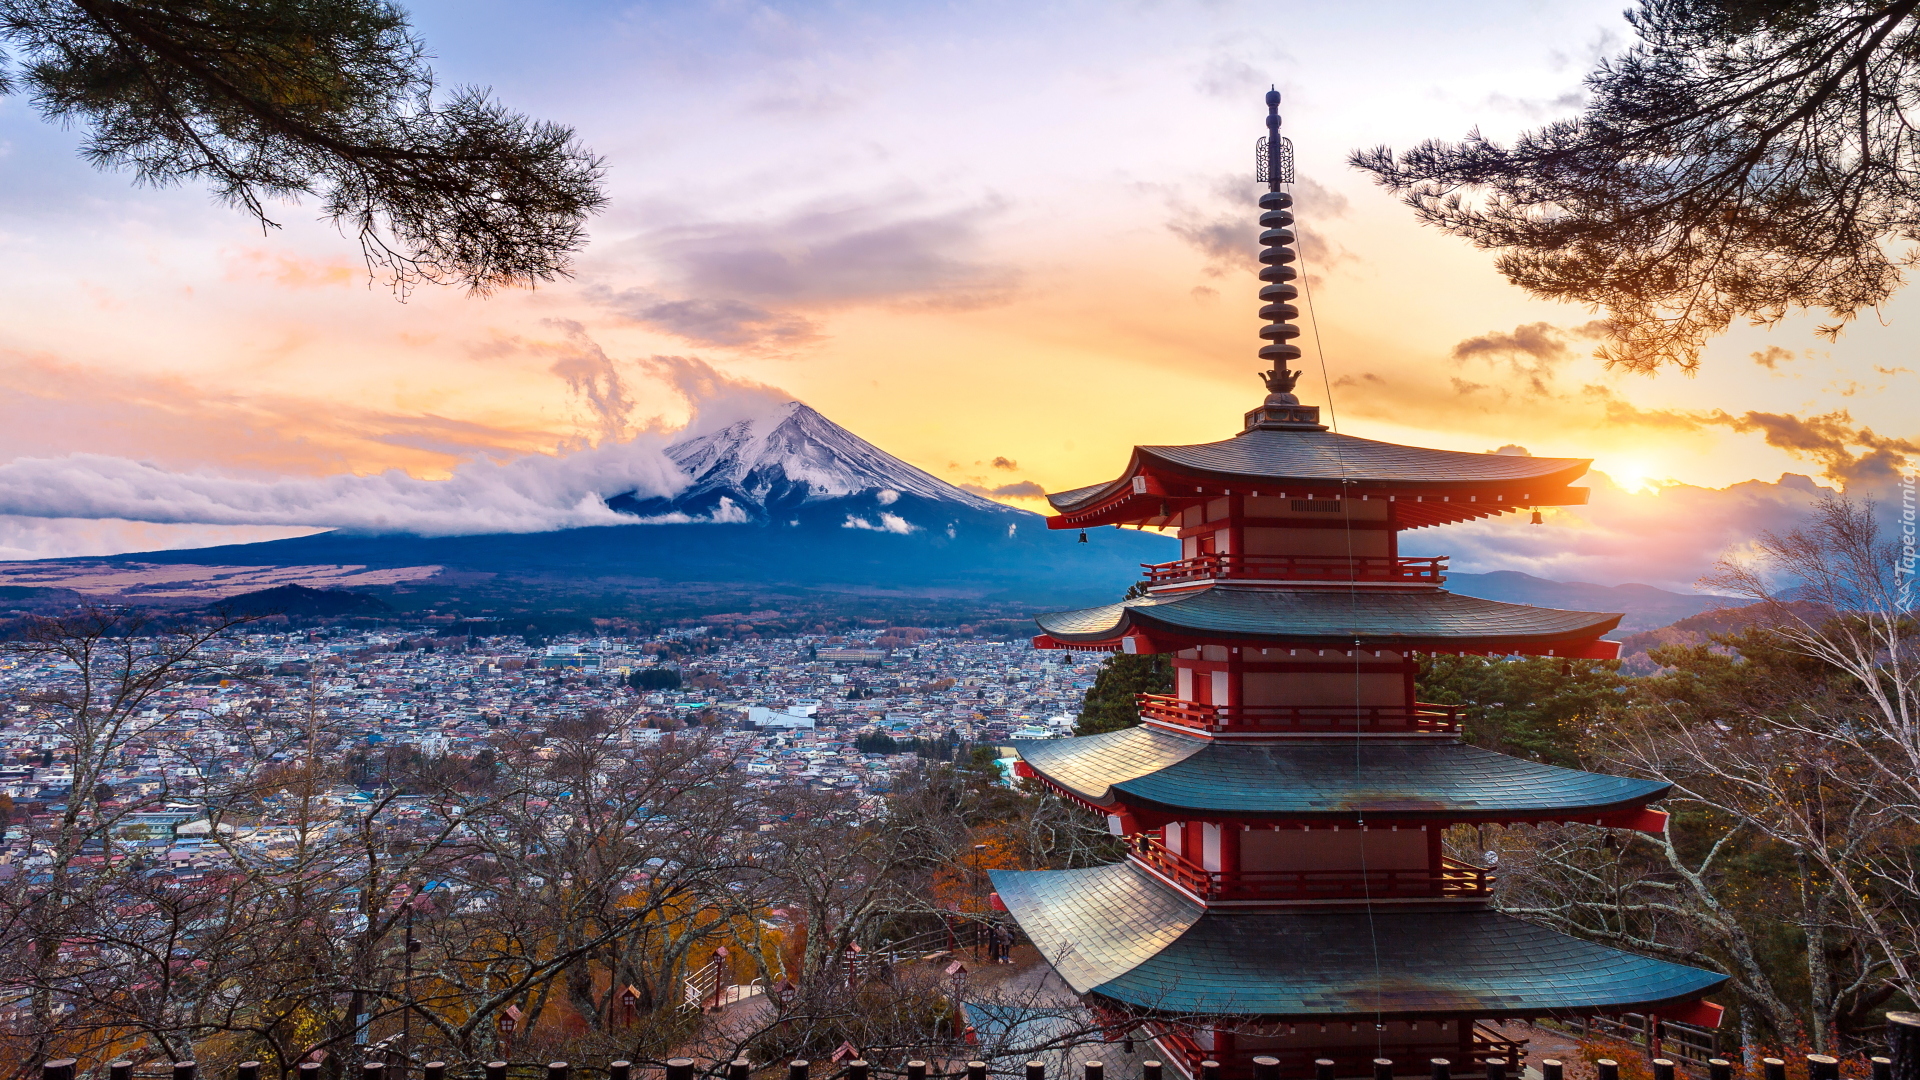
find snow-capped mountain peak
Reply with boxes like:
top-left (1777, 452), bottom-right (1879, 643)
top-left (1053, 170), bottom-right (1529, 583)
top-left (607, 401), bottom-right (1010, 523)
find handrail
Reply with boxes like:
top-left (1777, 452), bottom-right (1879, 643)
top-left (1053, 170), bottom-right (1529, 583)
top-left (1151, 1023), bottom-right (1525, 1075)
top-left (1136, 693), bottom-right (1464, 734)
top-left (1132, 835), bottom-right (1492, 900)
top-left (1142, 554), bottom-right (1446, 586)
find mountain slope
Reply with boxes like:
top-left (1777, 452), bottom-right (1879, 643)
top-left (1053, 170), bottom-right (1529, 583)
top-left (81, 401), bottom-right (1174, 606)
top-left (1444, 570), bottom-right (1736, 634)
top-left (608, 402), bottom-right (1006, 523)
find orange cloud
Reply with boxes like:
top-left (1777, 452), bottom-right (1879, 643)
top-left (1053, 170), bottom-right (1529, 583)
top-left (0, 351), bottom-right (560, 479)
top-left (223, 248), bottom-right (357, 290)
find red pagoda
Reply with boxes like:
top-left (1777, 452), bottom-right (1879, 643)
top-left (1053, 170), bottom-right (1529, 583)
top-left (989, 90), bottom-right (1727, 1079)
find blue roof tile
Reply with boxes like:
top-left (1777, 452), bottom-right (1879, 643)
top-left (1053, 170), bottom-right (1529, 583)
top-left (1035, 586), bottom-right (1621, 648)
top-left (1019, 727), bottom-right (1667, 820)
top-left (991, 863), bottom-right (1726, 1017)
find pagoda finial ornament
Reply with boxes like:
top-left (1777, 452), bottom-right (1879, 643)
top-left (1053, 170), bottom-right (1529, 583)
top-left (1246, 88), bottom-right (1322, 432)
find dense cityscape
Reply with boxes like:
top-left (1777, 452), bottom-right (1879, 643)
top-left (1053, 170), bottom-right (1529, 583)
top-left (0, 621), bottom-right (1095, 877)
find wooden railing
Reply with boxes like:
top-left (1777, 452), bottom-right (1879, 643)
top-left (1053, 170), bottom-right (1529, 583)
top-left (1137, 694), bottom-right (1465, 734)
top-left (1142, 554), bottom-right (1446, 587)
top-left (1133, 835), bottom-right (1493, 901)
top-left (1573, 1012), bottom-right (1724, 1067)
top-left (1149, 1022), bottom-right (1524, 1077)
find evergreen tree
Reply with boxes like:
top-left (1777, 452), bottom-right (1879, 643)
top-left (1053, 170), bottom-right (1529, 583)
top-left (0, 0), bottom-right (605, 292)
top-left (1415, 654), bottom-right (1626, 767)
top-left (1074, 652), bottom-right (1173, 736)
top-left (854, 731), bottom-right (900, 754)
top-left (1355, 1), bottom-right (1920, 371)
top-left (626, 667), bottom-right (680, 691)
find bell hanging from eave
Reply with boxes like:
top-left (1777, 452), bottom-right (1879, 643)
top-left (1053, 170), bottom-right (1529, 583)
top-left (1530, 509), bottom-right (1544, 525)
top-left (1078, 530), bottom-right (1088, 543)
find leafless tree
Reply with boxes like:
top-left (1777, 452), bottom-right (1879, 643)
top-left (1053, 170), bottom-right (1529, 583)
top-left (1491, 496), bottom-right (1920, 1052)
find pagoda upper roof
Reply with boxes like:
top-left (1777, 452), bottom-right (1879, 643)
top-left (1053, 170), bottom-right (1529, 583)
top-left (1046, 427), bottom-right (1592, 529)
top-left (1018, 726), bottom-right (1666, 822)
top-left (1033, 585), bottom-right (1622, 657)
top-left (990, 862), bottom-right (1727, 1019)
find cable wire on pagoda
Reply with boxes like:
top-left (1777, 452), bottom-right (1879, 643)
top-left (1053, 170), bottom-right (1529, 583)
top-left (1261, 84), bottom-right (1386, 1054)
top-left (1298, 236), bottom-right (1341, 436)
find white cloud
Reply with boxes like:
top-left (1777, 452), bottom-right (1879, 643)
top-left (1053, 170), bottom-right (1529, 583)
top-left (0, 441), bottom-right (687, 539)
top-left (0, 354), bottom-right (798, 556)
top-left (842, 513), bottom-right (919, 534)
top-left (1403, 471), bottom-right (1830, 591)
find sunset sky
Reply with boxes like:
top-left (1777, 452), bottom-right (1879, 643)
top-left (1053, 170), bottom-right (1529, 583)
top-left (0, 0), bottom-right (1908, 591)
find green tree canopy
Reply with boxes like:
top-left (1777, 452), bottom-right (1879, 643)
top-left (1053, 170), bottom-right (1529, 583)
top-left (1355, 1), bottom-right (1920, 372)
top-left (1416, 653), bottom-right (1626, 767)
top-left (1074, 651), bottom-right (1172, 736)
top-left (1, 0), bottom-right (605, 291)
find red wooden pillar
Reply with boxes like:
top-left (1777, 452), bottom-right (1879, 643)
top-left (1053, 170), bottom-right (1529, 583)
top-left (1226, 646), bottom-right (1244, 725)
top-left (1227, 494), bottom-right (1244, 564)
top-left (1220, 822), bottom-right (1242, 898)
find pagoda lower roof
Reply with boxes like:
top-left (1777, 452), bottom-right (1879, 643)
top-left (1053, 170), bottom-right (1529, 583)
top-left (1047, 428), bottom-right (1590, 517)
top-left (1033, 585), bottom-right (1622, 655)
top-left (990, 861), bottom-right (1727, 1018)
top-left (1018, 726), bottom-right (1667, 822)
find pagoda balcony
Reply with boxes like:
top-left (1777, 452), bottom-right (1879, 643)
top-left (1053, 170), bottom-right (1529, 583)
top-left (1150, 1022), bottom-right (1525, 1079)
top-left (1132, 835), bottom-right (1493, 902)
top-left (1142, 554), bottom-right (1446, 588)
top-left (1137, 693), bottom-right (1465, 735)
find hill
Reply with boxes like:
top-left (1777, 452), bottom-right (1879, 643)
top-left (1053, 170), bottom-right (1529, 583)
top-left (208, 584), bottom-right (393, 618)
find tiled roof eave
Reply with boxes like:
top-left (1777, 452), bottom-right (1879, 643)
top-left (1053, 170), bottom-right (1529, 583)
top-left (1031, 588), bottom-right (1625, 654)
top-left (1096, 780), bottom-right (1671, 824)
top-left (1080, 981), bottom-right (1727, 1024)
top-left (1045, 431), bottom-right (1595, 515)
top-left (990, 862), bottom-right (1729, 1019)
top-left (1013, 728), bottom-right (1671, 822)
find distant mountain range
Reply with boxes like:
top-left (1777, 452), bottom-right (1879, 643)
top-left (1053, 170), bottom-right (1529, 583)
top-left (1443, 570), bottom-right (1737, 635)
top-left (0, 402), bottom-right (1737, 632)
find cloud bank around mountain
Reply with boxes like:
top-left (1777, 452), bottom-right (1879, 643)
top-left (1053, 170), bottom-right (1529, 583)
top-left (0, 354), bottom-right (797, 554)
top-left (0, 445), bottom-right (679, 537)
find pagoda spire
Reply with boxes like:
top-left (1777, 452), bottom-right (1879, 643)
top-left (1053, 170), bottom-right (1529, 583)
top-left (1245, 88), bottom-right (1323, 432)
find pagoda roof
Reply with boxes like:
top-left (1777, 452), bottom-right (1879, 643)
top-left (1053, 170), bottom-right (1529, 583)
top-left (1018, 726), bottom-right (1666, 822)
top-left (990, 862), bottom-right (1727, 1018)
top-left (1046, 428), bottom-right (1592, 529)
top-left (1033, 585), bottom-right (1622, 657)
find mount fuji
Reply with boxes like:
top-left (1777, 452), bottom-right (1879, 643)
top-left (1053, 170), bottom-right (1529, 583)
top-left (606, 401), bottom-right (1009, 529)
top-left (71, 402), bottom-right (1176, 608)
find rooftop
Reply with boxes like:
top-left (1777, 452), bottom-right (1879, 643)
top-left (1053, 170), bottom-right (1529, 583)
top-left (991, 861), bottom-right (1727, 1018)
top-left (1046, 427), bottom-right (1593, 529)
top-left (1017, 726), bottom-right (1667, 822)
top-left (1033, 586), bottom-right (1622, 657)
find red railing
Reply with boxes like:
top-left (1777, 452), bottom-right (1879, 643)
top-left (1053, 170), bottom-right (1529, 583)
top-left (1136, 694), bottom-right (1464, 734)
top-left (1142, 554), bottom-right (1446, 587)
top-left (1133, 835), bottom-right (1492, 902)
top-left (1149, 1022), bottom-right (1524, 1078)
